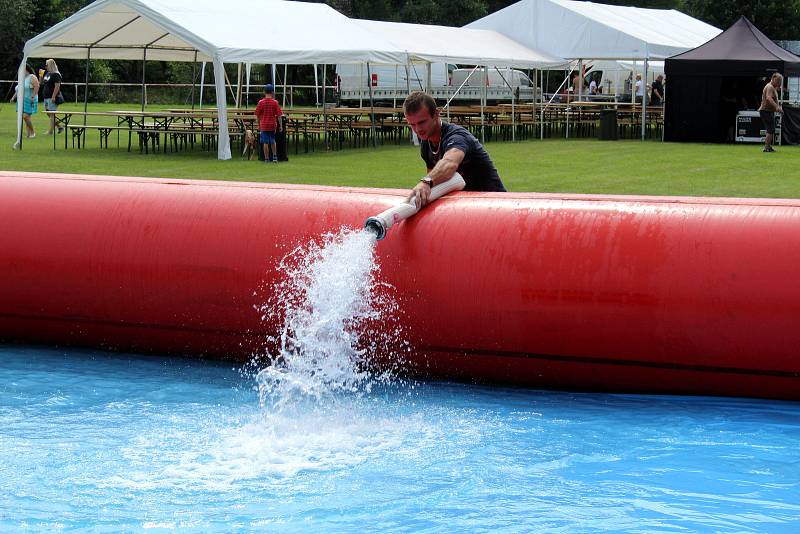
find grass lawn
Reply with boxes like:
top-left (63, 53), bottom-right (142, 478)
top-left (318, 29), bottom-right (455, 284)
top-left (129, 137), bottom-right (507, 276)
top-left (1, 102), bottom-right (798, 197)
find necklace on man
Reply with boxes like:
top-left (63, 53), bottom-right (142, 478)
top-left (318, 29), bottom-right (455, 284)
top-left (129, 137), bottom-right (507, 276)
top-left (430, 141), bottom-right (440, 155)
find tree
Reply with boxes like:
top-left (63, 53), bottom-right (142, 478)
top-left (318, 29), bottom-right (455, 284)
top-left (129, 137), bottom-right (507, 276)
top-left (680, 0), bottom-right (800, 40)
top-left (0, 0), bottom-right (34, 78)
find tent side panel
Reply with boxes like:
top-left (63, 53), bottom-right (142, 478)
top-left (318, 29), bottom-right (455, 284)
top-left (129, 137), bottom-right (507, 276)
top-left (664, 75), bottom-right (722, 143)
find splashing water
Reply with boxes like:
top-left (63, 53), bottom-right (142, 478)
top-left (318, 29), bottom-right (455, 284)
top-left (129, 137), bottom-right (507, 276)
top-left (254, 228), bottom-right (404, 412)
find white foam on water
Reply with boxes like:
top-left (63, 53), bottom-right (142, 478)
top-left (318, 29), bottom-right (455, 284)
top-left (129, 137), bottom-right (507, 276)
top-left (253, 227), bottom-right (404, 412)
top-left (91, 227), bottom-right (424, 491)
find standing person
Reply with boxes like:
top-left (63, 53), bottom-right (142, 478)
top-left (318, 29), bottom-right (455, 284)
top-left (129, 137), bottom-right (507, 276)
top-left (12, 64), bottom-right (39, 141)
top-left (634, 74), bottom-right (644, 103)
top-left (254, 84), bottom-right (283, 163)
top-left (42, 59), bottom-right (63, 135)
top-left (758, 73), bottom-right (783, 153)
top-left (650, 74), bottom-right (664, 105)
top-left (403, 91), bottom-right (506, 209)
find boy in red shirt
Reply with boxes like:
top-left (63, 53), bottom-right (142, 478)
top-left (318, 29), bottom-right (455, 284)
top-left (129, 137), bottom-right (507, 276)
top-left (255, 84), bottom-right (283, 163)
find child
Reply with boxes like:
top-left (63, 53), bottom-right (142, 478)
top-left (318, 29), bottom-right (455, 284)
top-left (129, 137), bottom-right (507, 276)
top-left (254, 84), bottom-right (283, 163)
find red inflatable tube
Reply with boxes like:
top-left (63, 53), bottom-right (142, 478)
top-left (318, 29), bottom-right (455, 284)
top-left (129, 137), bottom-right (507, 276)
top-left (1, 171), bottom-right (799, 400)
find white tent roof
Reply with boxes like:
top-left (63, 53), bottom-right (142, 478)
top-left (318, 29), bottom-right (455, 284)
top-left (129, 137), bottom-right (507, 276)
top-left (23, 0), bottom-right (410, 64)
top-left (466, 0), bottom-right (721, 60)
top-left (353, 19), bottom-right (564, 68)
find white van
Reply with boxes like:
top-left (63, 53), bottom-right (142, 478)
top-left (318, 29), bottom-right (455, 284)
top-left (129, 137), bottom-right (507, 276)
top-left (336, 63), bottom-right (537, 105)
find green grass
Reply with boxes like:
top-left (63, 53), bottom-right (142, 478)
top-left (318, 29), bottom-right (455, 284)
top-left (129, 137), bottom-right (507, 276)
top-left (2, 102), bottom-right (799, 197)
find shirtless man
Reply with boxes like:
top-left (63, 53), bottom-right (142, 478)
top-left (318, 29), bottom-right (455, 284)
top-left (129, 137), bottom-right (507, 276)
top-left (758, 73), bottom-right (783, 153)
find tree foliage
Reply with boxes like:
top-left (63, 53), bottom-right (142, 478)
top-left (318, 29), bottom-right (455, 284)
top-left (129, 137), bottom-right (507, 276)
top-left (680, 0), bottom-right (800, 40)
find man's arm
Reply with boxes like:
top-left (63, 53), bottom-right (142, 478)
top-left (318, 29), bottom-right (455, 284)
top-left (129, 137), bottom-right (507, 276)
top-left (409, 147), bottom-right (465, 208)
top-left (768, 86), bottom-right (782, 112)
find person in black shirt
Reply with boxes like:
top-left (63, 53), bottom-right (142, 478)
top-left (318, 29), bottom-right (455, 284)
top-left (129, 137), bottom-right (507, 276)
top-left (650, 75), bottom-right (664, 106)
top-left (42, 58), bottom-right (63, 135)
top-left (403, 91), bottom-right (506, 208)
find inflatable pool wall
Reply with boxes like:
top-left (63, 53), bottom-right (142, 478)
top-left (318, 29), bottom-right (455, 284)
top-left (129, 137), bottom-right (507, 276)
top-left (1, 171), bottom-right (799, 400)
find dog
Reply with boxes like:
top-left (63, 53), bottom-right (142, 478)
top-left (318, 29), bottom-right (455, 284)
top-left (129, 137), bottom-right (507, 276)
top-left (242, 129), bottom-right (258, 160)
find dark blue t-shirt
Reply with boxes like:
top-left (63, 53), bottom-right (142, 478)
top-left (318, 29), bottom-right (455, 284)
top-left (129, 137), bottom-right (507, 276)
top-left (420, 122), bottom-right (506, 192)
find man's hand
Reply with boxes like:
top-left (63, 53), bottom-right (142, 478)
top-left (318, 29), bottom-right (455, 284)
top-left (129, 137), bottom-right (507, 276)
top-left (408, 180), bottom-right (432, 208)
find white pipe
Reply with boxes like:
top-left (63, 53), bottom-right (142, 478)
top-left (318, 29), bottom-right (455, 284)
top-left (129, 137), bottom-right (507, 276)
top-left (364, 173), bottom-right (466, 240)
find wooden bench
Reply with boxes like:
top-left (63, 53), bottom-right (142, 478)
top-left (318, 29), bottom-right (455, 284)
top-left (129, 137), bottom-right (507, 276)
top-left (68, 125), bottom-right (130, 149)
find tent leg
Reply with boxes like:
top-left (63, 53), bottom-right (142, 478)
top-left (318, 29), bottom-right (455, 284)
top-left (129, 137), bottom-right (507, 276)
top-left (83, 48), bottom-right (91, 125)
top-left (14, 57), bottom-right (27, 150)
top-left (191, 51), bottom-right (198, 110)
top-left (212, 58), bottom-right (231, 160)
top-left (141, 48), bottom-right (147, 112)
top-left (367, 62), bottom-right (377, 148)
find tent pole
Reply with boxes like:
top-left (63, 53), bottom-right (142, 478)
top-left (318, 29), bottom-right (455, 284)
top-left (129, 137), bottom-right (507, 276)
top-left (212, 57), bottom-right (231, 160)
top-left (641, 54), bottom-right (648, 141)
top-left (13, 57), bottom-right (27, 150)
top-left (366, 62), bottom-right (377, 148)
top-left (235, 62), bottom-right (242, 109)
top-left (511, 69), bottom-right (516, 142)
top-left (314, 64), bottom-right (319, 106)
top-left (322, 63), bottom-right (328, 150)
top-left (83, 48), bottom-right (91, 125)
top-left (446, 61), bottom-right (450, 122)
top-left (405, 61), bottom-right (415, 145)
top-left (283, 64), bottom-right (288, 109)
top-left (199, 62), bottom-right (206, 110)
top-left (662, 79), bottom-right (667, 142)
top-left (359, 63), bottom-right (363, 107)
top-left (540, 69), bottom-right (544, 140)
top-left (426, 63), bottom-right (432, 93)
top-left (245, 63), bottom-right (251, 108)
top-left (394, 64), bottom-right (398, 109)
top-left (141, 47), bottom-right (147, 112)
top-left (191, 51), bottom-right (198, 110)
top-left (481, 65), bottom-right (486, 144)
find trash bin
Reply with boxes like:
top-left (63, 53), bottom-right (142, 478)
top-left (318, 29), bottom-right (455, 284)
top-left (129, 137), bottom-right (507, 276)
top-left (276, 115), bottom-right (289, 161)
top-left (599, 109), bottom-right (618, 140)
top-left (257, 116), bottom-right (289, 161)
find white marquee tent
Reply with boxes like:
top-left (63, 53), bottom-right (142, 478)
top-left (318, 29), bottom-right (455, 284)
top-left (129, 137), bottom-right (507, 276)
top-left (468, 0), bottom-right (720, 139)
top-left (16, 0), bottom-right (412, 159)
top-left (353, 19), bottom-right (564, 68)
top-left (466, 0), bottom-right (721, 60)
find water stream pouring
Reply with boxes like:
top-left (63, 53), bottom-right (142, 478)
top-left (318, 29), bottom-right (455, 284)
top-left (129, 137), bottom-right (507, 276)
top-left (364, 173), bottom-right (466, 240)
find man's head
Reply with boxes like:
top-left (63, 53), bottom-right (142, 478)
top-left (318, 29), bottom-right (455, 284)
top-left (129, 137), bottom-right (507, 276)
top-left (264, 83), bottom-right (274, 95)
top-left (656, 75), bottom-right (663, 82)
top-left (771, 73), bottom-right (783, 88)
top-left (403, 91), bottom-right (441, 141)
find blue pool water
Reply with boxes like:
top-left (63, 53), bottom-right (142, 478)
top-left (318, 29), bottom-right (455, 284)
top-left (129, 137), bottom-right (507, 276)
top-left (2, 344), bottom-right (799, 532)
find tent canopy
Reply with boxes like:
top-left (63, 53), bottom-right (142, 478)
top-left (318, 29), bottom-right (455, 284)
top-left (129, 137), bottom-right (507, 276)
top-left (466, 0), bottom-right (720, 60)
top-left (667, 16), bottom-right (800, 76)
top-left (353, 19), bottom-right (564, 68)
top-left (23, 0), bottom-right (409, 64)
top-left (664, 17), bottom-right (800, 144)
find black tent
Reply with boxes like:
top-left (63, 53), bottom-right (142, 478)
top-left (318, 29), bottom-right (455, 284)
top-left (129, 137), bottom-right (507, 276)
top-left (665, 17), bottom-right (800, 144)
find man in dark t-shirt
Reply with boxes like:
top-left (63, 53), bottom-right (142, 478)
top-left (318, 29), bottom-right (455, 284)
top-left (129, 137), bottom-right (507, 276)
top-left (403, 91), bottom-right (506, 208)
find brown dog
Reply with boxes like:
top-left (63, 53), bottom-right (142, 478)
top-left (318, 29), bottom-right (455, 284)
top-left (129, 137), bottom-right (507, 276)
top-left (242, 129), bottom-right (258, 160)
